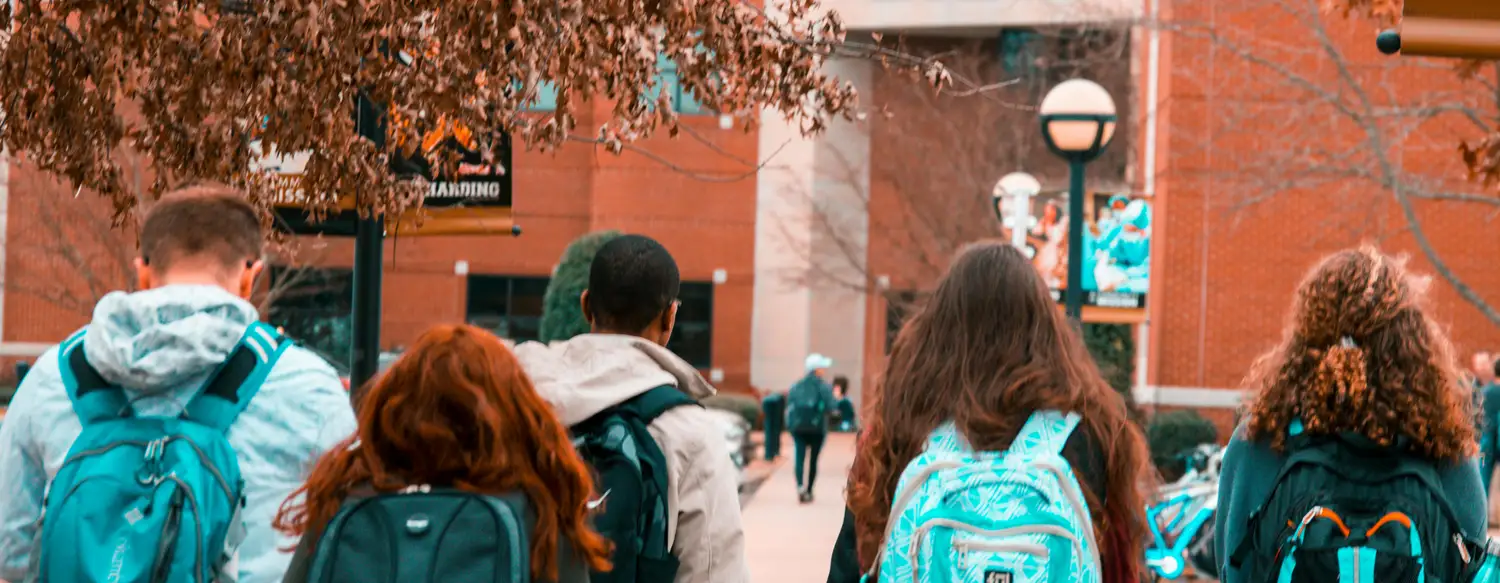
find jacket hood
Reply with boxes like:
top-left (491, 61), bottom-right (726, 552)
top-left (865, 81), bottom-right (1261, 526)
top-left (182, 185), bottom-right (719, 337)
top-left (82, 285), bottom-right (259, 394)
top-left (510, 334), bottom-right (716, 426)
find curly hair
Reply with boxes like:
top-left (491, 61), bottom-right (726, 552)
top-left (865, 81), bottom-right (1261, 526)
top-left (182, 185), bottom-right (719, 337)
top-left (848, 242), bottom-right (1153, 578)
top-left (1244, 246), bottom-right (1475, 461)
top-left (273, 324), bottom-right (611, 579)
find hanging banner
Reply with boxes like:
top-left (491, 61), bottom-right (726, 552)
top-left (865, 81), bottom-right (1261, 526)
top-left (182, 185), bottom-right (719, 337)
top-left (261, 96), bottom-right (517, 237)
top-left (997, 190), bottom-right (1151, 310)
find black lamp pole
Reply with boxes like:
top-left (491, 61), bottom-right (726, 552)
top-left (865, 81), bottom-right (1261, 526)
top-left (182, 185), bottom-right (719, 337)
top-left (1039, 112), bottom-right (1116, 323)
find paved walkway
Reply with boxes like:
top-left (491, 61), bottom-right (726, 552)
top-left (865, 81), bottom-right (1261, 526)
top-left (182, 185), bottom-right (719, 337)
top-left (742, 432), bottom-right (858, 583)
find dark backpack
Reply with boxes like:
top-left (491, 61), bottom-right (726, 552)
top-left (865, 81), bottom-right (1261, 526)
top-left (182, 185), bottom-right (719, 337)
top-left (785, 379), bottom-right (827, 434)
top-left (1229, 428), bottom-right (1487, 583)
top-left (571, 385), bottom-right (699, 583)
top-left (306, 488), bottom-right (573, 583)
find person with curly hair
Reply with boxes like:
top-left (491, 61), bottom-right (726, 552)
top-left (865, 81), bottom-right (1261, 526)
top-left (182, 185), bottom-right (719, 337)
top-left (832, 242), bottom-right (1154, 582)
top-left (274, 324), bottom-right (612, 582)
top-left (1215, 247), bottom-right (1487, 583)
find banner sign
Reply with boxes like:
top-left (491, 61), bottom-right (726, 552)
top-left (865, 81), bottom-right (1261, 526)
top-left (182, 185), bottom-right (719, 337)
top-left (997, 190), bottom-right (1152, 310)
top-left (260, 96), bottom-right (515, 237)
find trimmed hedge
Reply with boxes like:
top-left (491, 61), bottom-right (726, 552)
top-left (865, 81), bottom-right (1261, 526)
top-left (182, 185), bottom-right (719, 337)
top-left (703, 393), bottom-right (762, 430)
top-left (539, 230), bottom-right (623, 343)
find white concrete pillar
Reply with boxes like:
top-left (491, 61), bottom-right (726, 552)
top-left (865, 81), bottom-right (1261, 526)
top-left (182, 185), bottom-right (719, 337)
top-left (751, 56), bottom-right (874, 406)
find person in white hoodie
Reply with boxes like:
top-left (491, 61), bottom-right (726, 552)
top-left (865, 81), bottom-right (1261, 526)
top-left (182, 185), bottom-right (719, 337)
top-left (511, 234), bottom-right (750, 583)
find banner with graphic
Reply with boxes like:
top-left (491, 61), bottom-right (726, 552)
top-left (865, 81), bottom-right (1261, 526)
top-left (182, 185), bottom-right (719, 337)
top-left (997, 191), bottom-right (1151, 309)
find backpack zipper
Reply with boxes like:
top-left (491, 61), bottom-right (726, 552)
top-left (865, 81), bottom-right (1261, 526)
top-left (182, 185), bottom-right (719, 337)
top-left (59, 437), bottom-right (235, 502)
top-left (911, 520), bottom-right (1080, 581)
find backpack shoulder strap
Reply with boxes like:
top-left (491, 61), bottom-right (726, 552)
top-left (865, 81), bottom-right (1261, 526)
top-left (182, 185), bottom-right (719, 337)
top-left (183, 322), bottom-right (290, 432)
top-left (1009, 409), bottom-right (1081, 458)
top-left (616, 384), bottom-right (701, 424)
top-left (58, 327), bottom-right (133, 425)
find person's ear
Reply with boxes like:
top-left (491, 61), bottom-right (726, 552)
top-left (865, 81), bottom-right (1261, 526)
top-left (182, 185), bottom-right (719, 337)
top-left (660, 301), bottom-right (678, 338)
top-left (238, 260), bottom-right (265, 300)
top-left (579, 290), bottom-right (593, 326)
top-left (134, 257), bottom-right (154, 291)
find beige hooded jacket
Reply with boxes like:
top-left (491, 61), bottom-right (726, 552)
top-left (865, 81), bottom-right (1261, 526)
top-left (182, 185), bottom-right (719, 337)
top-left (510, 334), bottom-right (751, 583)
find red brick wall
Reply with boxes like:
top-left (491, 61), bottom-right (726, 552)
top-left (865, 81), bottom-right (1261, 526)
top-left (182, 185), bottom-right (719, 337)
top-left (3, 102), bottom-right (760, 393)
top-left (1148, 0), bottom-right (1500, 401)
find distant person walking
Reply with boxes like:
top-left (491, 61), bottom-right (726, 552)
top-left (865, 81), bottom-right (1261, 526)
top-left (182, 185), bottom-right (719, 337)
top-left (787, 353), bottom-right (837, 503)
top-left (0, 184), bottom-right (357, 582)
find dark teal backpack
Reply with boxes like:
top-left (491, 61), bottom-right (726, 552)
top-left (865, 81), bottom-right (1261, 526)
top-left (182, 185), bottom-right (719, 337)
top-left (305, 488), bottom-right (561, 582)
top-left (1229, 424), bottom-right (1487, 583)
top-left (571, 385), bottom-right (699, 583)
top-left (785, 377), bottom-right (827, 434)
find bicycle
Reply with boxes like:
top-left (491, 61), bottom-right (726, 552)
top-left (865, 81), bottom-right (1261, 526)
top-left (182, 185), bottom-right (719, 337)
top-left (1145, 443), bottom-right (1223, 581)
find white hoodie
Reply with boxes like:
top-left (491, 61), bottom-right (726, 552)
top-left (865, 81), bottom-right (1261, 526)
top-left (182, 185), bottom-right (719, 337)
top-left (510, 334), bottom-right (750, 583)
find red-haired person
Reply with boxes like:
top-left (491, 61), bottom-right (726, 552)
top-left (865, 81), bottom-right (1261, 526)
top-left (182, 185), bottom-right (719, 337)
top-left (274, 324), bottom-right (611, 583)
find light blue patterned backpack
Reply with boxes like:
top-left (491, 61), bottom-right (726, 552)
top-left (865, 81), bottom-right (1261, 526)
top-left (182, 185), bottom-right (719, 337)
top-left (864, 410), bottom-right (1101, 583)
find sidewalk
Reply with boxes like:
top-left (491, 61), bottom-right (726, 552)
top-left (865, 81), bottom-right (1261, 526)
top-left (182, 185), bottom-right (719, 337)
top-left (742, 432), bottom-right (857, 583)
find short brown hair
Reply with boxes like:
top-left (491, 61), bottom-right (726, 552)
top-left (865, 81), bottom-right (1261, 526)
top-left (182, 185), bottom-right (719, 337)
top-left (140, 183), bottom-right (263, 273)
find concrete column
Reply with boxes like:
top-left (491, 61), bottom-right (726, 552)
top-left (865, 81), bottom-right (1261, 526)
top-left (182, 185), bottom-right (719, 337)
top-left (751, 56), bottom-right (874, 407)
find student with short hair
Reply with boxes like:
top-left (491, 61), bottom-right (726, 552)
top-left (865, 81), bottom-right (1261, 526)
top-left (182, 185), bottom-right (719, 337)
top-left (511, 234), bottom-right (749, 583)
top-left (0, 184), bottom-right (357, 582)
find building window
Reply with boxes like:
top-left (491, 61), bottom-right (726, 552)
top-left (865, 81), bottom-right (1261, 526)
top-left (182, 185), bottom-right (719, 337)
top-left (266, 266), bottom-right (354, 372)
top-left (999, 29), bottom-right (1040, 77)
top-left (466, 275), bottom-right (713, 368)
top-left (648, 53), bottom-right (710, 115)
top-left (667, 282), bottom-right (714, 369)
top-left (884, 291), bottom-right (922, 354)
top-left (521, 81), bottom-right (559, 112)
top-left (467, 275), bottom-right (552, 343)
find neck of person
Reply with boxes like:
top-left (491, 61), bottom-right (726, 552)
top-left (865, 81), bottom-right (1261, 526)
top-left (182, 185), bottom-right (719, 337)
top-left (592, 325), bottom-right (664, 346)
top-left (155, 271), bottom-right (240, 295)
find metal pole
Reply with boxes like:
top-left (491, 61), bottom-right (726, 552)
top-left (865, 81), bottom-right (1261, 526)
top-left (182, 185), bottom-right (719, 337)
top-left (349, 215), bottom-right (384, 394)
top-left (1064, 160), bottom-right (1087, 323)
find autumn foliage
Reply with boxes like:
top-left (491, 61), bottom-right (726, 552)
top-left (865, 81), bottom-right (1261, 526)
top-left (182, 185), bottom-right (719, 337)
top-left (0, 1), bottom-right (941, 221)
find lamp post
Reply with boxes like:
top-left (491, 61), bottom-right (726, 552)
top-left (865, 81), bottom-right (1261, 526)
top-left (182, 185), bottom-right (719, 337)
top-left (1039, 79), bottom-right (1117, 323)
top-left (993, 172), bottom-right (1041, 251)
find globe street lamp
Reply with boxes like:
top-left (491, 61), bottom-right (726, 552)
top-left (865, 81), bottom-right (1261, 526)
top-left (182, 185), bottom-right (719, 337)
top-left (993, 172), bottom-right (1041, 251)
top-left (1039, 78), bottom-right (1116, 322)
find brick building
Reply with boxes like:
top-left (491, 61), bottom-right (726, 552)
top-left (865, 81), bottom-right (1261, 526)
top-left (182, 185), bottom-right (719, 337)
top-left (1141, 0), bottom-right (1500, 430)
top-left (0, 96), bottom-right (765, 393)
top-left (2, 0), bottom-right (1495, 417)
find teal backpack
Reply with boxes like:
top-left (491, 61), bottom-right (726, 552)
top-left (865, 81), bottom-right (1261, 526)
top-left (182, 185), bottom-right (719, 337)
top-left (35, 322), bottom-right (287, 583)
top-left (786, 377), bottom-right (828, 434)
top-left (865, 410), bottom-right (1100, 583)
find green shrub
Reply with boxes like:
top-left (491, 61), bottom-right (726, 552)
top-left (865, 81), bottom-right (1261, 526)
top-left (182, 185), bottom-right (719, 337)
top-left (539, 230), bottom-right (623, 343)
top-left (1083, 323), bottom-right (1143, 423)
top-left (703, 394), bottom-right (762, 430)
top-left (1147, 409), bottom-right (1220, 481)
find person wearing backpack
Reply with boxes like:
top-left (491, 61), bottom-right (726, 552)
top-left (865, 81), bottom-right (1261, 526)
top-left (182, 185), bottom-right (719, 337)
top-left (787, 354), bottom-right (837, 503)
top-left (275, 324), bottom-right (611, 583)
top-left (0, 184), bottom-right (358, 583)
top-left (1216, 247), bottom-right (1489, 583)
top-left (510, 234), bottom-right (749, 583)
top-left (843, 242), bottom-right (1153, 583)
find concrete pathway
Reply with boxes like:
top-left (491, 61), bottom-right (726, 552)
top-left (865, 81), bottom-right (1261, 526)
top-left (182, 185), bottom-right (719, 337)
top-left (742, 432), bottom-right (857, 583)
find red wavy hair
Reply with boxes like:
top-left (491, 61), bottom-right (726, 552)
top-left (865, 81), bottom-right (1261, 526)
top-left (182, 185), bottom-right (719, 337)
top-left (273, 324), bottom-right (611, 579)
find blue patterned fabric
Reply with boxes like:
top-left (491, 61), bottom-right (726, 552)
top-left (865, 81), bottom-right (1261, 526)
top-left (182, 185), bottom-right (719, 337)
top-left (867, 410), bottom-right (1101, 583)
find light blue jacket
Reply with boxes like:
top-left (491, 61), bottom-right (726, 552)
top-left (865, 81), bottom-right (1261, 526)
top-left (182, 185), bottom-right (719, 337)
top-left (0, 285), bottom-right (358, 583)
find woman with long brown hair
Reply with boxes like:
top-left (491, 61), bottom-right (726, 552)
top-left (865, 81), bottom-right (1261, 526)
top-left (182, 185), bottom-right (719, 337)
top-left (1216, 248), bottom-right (1486, 583)
top-left (274, 324), bottom-right (611, 582)
top-left (834, 241), bottom-right (1153, 582)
